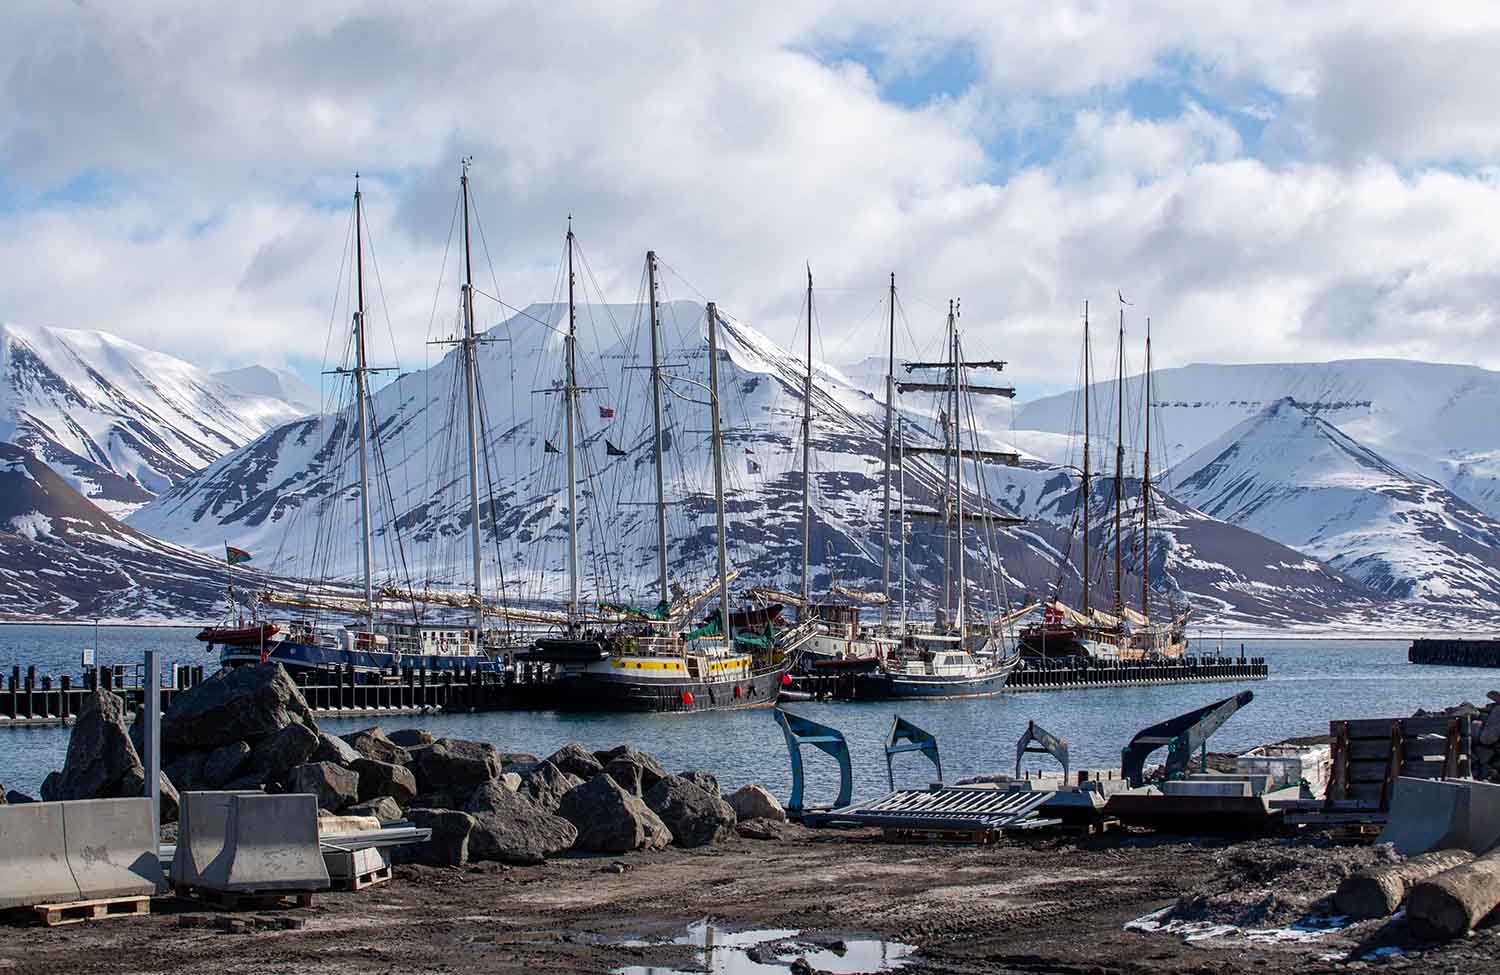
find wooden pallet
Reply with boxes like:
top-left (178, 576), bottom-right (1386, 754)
top-left (330, 865), bottom-right (391, 892)
top-left (1326, 715), bottom-right (1470, 811)
top-left (881, 826), bottom-right (998, 845)
top-left (34, 895), bottom-right (150, 927)
top-left (174, 885), bottom-right (315, 911)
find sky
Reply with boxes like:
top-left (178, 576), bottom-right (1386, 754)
top-left (4, 1), bottom-right (1500, 402)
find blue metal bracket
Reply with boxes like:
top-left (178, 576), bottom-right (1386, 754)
top-left (885, 715), bottom-right (941, 791)
top-left (774, 708), bottom-right (853, 820)
top-left (1015, 720), bottom-right (1069, 781)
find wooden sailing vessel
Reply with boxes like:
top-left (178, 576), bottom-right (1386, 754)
top-left (1020, 302), bottom-right (1189, 660)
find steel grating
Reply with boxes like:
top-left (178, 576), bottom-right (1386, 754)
top-left (811, 787), bottom-right (1056, 831)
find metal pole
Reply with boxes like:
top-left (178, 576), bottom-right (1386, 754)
top-left (144, 648), bottom-right (161, 836)
top-left (898, 416), bottom-right (907, 628)
top-left (1082, 302), bottom-right (1090, 615)
top-left (1114, 308), bottom-right (1125, 617)
top-left (646, 251), bottom-right (669, 608)
top-left (565, 222), bottom-right (581, 622)
top-left (707, 302), bottom-right (732, 644)
top-left (461, 165), bottom-right (485, 633)
top-left (1142, 316), bottom-right (1152, 621)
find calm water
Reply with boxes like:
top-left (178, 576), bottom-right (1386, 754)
top-left (2, 625), bottom-right (1497, 803)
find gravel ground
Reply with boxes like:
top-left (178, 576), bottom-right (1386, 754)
top-left (1, 826), bottom-right (1495, 974)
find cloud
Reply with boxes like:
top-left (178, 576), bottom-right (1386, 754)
top-left (3, 1), bottom-right (1500, 398)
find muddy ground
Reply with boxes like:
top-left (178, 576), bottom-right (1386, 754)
top-left (1, 826), bottom-right (1495, 974)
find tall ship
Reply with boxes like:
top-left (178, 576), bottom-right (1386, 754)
top-left (851, 297), bottom-right (1026, 699)
top-left (203, 167), bottom-right (514, 674)
top-left (517, 247), bottom-right (804, 711)
top-left (1019, 301), bottom-right (1189, 660)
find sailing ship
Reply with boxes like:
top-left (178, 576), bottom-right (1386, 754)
top-left (519, 248), bottom-right (802, 711)
top-left (1019, 303), bottom-right (1189, 660)
top-left (211, 168), bottom-right (507, 674)
top-left (852, 298), bottom-right (1025, 699)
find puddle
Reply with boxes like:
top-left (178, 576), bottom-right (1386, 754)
top-left (613, 919), bottom-right (918, 974)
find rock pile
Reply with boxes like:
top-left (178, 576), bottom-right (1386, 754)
top-left (42, 662), bottom-right (790, 867)
top-left (1418, 690), bottom-right (1500, 781)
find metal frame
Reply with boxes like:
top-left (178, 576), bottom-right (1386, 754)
top-left (885, 715), bottom-right (942, 791)
top-left (1121, 690), bottom-right (1253, 787)
top-left (1014, 719), bottom-right (1069, 781)
top-left (773, 708), bottom-right (852, 819)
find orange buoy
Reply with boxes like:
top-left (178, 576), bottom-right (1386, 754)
top-left (681, 691), bottom-right (694, 706)
top-left (781, 674), bottom-right (793, 686)
top-left (734, 686), bottom-right (743, 698)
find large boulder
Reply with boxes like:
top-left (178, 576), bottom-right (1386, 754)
top-left (4, 790), bottom-right (36, 804)
top-left (250, 722), bottom-right (320, 786)
top-left (546, 743), bottom-right (604, 779)
top-left (645, 775), bottom-right (736, 848)
top-left (288, 762), bottom-right (359, 812)
top-left (200, 740), bottom-right (252, 788)
top-left (395, 808), bottom-right (474, 867)
top-left (414, 738), bottom-right (502, 795)
top-left (57, 689), bottom-right (142, 800)
top-left (679, 770), bottom-right (720, 797)
top-left (345, 796), bottom-right (404, 822)
top-left (600, 747), bottom-right (667, 796)
top-left (161, 664), bottom-right (317, 749)
top-left (341, 727), bottom-right (412, 766)
top-left (465, 787), bottom-right (578, 864)
top-left (557, 774), bottom-right (673, 853)
top-left (353, 758), bottom-right (417, 806)
top-left (519, 761), bottom-right (584, 812)
top-left (163, 751), bottom-right (208, 792)
top-left (39, 771), bottom-right (61, 802)
top-left (387, 729), bottom-right (435, 748)
top-left (727, 784), bottom-right (786, 823)
top-left (314, 732), bottom-right (363, 766)
top-left (118, 767), bottom-right (180, 823)
top-left (496, 752), bottom-right (541, 770)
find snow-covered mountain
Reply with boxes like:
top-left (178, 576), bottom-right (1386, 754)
top-left (212, 365), bottom-right (320, 416)
top-left (129, 300), bottom-right (1041, 619)
top-left (0, 323), bottom-right (311, 514)
top-left (1012, 358), bottom-right (1500, 521)
top-left (0, 441), bottom-right (254, 619)
top-left (1171, 398), bottom-right (1500, 608)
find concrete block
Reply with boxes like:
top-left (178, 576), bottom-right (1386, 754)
top-left (1377, 778), bottom-right (1469, 856)
top-left (175, 791), bottom-right (329, 893)
top-left (61, 798), bottom-right (166, 900)
top-left (0, 802), bottom-right (81, 909)
top-left (1462, 779), bottom-right (1500, 854)
top-left (1161, 780), bottom-right (1252, 798)
top-left (1186, 773), bottom-right (1275, 796)
top-left (324, 845), bottom-right (389, 882)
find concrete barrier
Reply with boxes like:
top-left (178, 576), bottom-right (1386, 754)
top-left (0, 802), bottom-right (81, 909)
top-left (61, 798), bottom-right (166, 901)
top-left (175, 792), bottom-right (329, 893)
top-left (0, 798), bottom-right (164, 909)
top-left (1376, 777), bottom-right (1500, 856)
top-left (1378, 778), bottom-right (1470, 856)
top-left (1161, 780), bottom-right (1252, 798)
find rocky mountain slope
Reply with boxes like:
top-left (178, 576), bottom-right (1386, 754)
top-left (0, 322), bottom-right (311, 514)
top-left (1170, 398), bottom-right (1500, 609)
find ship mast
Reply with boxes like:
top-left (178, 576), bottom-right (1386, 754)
top-left (352, 176), bottom-right (375, 629)
top-left (1113, 305), bottom-right (1125, 618)
top-left (953, 303), bottom-right (966, 634)
top-left (800, 266), bottom-right (813, 606)
top-left (941, 301), bottom-right (955, 627)
top-left (1141, 316), bottom-right (1152, 621)
top-left (564, 219), bottom-right (581, 623)
top-left (706, 302), bottom-right (732, 643)
top-left (881, 273), bottom-right (896, 626)
top-left (646, 251), bottom-right (669, 609)
top-left (459, 164), bottom-right (485, 633)
top-left (898, 415), bottom-right (907, 627)
top-left (1081, 301), bottom-right (1090, 616)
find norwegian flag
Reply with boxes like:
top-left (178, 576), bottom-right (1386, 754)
top-left (1044, 605), bottom-right (1064, 625)
top-left (598, 405), bottom-right (615, 420)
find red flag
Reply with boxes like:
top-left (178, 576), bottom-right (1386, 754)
top-left (598, 405), bottom-right (615, 419)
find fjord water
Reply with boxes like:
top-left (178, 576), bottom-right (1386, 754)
top-left (1, 625), bottom-right (1496, 799)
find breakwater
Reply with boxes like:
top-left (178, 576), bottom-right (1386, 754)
top-left (1410, 638), bottom-right (1500, 668)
